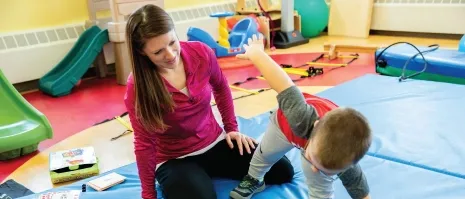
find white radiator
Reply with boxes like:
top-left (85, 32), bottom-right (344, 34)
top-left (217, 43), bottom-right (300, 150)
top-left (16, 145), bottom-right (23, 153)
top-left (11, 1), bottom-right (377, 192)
top-left (0, 25), bottom-right (85, 84)
top-left (0, 1), bottom-right (234, 84)
top-left (325, 0), bottom-right (465, 34)
top-left (370, 0), bottom-right (465, 34)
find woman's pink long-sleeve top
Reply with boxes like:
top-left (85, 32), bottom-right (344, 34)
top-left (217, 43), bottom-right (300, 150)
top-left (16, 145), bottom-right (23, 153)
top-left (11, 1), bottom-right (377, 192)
top-left (124, 41), bottom-right (238, 199)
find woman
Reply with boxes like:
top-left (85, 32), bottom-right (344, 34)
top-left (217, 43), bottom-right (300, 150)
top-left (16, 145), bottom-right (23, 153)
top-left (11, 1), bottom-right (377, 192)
top-left (123, 4), bottom-right (294, 199)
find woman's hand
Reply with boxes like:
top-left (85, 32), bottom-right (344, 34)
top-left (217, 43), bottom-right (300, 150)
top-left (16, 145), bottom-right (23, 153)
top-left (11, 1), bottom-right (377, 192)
top-left (226, 131), bottom-right (259, 155)
top-left (236, 34), bottom-right (265, 60)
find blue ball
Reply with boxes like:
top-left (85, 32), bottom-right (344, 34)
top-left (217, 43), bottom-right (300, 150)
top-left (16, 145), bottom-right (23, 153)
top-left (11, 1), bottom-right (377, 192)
top-left (294, 0), bottom-right (329, 38)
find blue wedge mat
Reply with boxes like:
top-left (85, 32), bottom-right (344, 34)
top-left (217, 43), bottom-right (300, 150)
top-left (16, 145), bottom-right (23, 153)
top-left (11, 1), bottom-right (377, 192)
top-left (375, 43), bottom-right (465, 78)
top-left (317, 74), bottom-right (465, 179)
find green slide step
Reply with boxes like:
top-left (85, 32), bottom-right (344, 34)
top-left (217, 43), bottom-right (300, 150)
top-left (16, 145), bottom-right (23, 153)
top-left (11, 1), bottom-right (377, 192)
top-left (39, 26), bottom-right (109, 97)
top-left (0, 69), bottom-right (53, 160)
top-left (376, 65), bottom-right (465, 85)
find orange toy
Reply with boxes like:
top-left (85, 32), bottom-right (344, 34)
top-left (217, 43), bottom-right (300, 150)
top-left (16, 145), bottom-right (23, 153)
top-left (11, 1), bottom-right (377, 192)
top-left (227, 14), bottom-right (261, 32)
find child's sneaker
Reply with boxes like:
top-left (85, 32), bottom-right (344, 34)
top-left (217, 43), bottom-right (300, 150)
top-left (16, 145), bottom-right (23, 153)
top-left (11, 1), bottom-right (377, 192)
top-left (230, 174), bottom-right (265, 199)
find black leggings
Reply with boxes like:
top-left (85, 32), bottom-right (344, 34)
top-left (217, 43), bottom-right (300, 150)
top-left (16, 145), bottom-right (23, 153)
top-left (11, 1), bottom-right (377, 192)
top-left (156, 139), bottom-right (294, 199)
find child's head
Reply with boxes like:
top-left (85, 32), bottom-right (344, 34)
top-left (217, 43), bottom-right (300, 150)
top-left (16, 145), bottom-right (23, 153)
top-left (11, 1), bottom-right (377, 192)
top-left (304, 107), bottom-right (372, 175)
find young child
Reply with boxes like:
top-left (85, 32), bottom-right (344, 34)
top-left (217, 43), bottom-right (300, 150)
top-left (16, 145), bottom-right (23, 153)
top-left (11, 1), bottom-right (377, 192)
top-left (230, 35), bottom-right (372, 199)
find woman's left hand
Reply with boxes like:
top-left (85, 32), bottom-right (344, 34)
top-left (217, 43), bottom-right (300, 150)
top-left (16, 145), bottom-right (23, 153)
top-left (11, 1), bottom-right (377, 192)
top-left (226, 131), bottom-right (259, 155)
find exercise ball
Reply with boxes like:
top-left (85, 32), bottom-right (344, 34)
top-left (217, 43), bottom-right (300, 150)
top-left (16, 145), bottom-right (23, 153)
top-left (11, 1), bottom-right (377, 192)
top-left (294, 0), bottom-right (329, 38)
top-left (459, 34), bottom-right (465, 52)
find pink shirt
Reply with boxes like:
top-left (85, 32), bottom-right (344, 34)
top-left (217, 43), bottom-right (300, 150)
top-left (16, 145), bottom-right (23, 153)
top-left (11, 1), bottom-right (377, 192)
top-left (124, 41), bottom-right (238, 199)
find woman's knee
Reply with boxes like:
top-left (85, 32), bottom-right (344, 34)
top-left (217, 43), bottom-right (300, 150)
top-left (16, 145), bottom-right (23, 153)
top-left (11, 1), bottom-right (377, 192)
top-left (264, 155), bottom-right (295, 184)
top-left (157, 160), bottom-right (216, 199)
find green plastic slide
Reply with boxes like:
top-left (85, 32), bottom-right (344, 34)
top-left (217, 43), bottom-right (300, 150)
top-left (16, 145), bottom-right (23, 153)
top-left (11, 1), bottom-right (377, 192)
top-left (39, 26), bottom-right (109, 97)
top-left (0, 69), bottom-right (53, 160)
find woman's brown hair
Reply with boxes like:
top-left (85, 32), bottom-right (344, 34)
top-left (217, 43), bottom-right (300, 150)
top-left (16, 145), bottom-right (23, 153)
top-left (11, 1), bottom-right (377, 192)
top-left (126, 4), bottom-right (175, 132)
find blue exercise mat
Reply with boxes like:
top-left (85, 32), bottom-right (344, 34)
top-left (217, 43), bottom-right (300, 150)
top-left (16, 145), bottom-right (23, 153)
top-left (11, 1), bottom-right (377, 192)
top-left (334, 155), bottom-right (465, 199)
top-left (17, 112), bottom-right (309, 199)
top-left (18, 74), bottom-right (465, 198)
top-left (318, 74), bottom-right (465, 179)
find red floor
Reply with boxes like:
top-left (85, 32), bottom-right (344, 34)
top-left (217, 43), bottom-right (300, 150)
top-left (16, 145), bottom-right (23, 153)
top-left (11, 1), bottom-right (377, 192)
top-left (221, 53), bottom-right (375, 89)
top-left (0, 52), bottom-right (375, 182)
top-left (0, 78), bottom-right (128, 181)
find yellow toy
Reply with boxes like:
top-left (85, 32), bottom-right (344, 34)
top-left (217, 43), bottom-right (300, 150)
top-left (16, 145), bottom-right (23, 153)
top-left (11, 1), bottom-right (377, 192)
top-left (210, 12), bottom-right (236, 48)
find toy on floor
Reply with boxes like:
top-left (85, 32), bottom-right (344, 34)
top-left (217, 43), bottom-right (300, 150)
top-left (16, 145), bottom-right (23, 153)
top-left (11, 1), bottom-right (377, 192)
top-left (277, 52), bottom-right (358, 78)
top-left (49, 146), bottom-right (100, 184)
top-left (224, 52), bottom-right (358, 91)
top-left (39, 26), bottom-right (109, 97)
top-left (0, 69), bottom-right (53, 161)
top-left (87, 172), bottom-right (126, 191)
top-left (187, 13), bottom-right (262, 57)
top-left (282, 66), bottom-right (324, 77)
top-left (87, 172), bottom-right (126, 192)
top-left (324, 43), bottom-right (379, 60)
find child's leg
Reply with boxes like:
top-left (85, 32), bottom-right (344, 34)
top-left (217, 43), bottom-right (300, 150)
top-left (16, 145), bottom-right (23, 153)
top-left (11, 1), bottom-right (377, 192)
top-left (248, 121), bottom-right (295, 180)
top-left (301, 153), bottom-right (335, 199)
top-left (230, 118), bottom-right (294, 199)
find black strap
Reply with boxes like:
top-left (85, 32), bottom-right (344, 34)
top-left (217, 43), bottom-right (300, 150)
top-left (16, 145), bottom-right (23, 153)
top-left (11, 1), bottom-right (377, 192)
top-left (111, 130), bottom-right (133, 141)
top-left (210, 88), bottom-right (272, 106)
top-left (375, 42), bottom-right (439, 81)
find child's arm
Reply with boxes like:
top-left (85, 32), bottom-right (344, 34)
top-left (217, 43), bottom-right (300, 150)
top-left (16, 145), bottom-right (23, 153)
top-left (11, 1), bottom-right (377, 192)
top-left (338, 163), bottom-right (370, 199)
top-left (237, 35), bottom-right (318, 138)
top-left (237, 35), bottom-right (294, 94)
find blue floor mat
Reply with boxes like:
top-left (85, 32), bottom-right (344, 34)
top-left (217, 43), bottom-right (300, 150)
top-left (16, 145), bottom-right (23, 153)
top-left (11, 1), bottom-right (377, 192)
top-left (18, 74), bottom-right (465, 198)
top-left (317, 74), bottom-right (465, 179)
top-left (18, 112), bottom-right (310, 199)
top-left (334, 155), bottom-right (465, 199)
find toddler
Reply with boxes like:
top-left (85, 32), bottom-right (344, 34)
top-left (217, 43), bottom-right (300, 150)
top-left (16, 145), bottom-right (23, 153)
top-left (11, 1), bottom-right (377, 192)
top-left (230, 35), bottom-right (372, 199)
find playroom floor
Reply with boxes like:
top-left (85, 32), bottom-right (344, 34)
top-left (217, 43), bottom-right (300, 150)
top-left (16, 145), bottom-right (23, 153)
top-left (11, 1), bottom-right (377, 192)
top-left (1, 33), bottom-right (461, 193)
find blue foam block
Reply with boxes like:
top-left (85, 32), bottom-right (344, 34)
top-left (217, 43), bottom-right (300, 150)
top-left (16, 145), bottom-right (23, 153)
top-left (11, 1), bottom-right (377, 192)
top-left (375, 43), bottom-right (465, 78)
top-left (317, 74), bottom-right (465, 179)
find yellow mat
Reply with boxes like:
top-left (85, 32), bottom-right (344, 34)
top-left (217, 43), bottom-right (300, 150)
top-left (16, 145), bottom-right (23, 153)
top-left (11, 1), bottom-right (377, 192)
top-left (5, 86), bottom-right (331, 193)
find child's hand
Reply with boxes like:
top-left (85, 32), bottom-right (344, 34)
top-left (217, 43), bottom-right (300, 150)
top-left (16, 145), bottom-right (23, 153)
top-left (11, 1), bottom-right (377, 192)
top-left (236, 34), bottom-right (265, 60)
